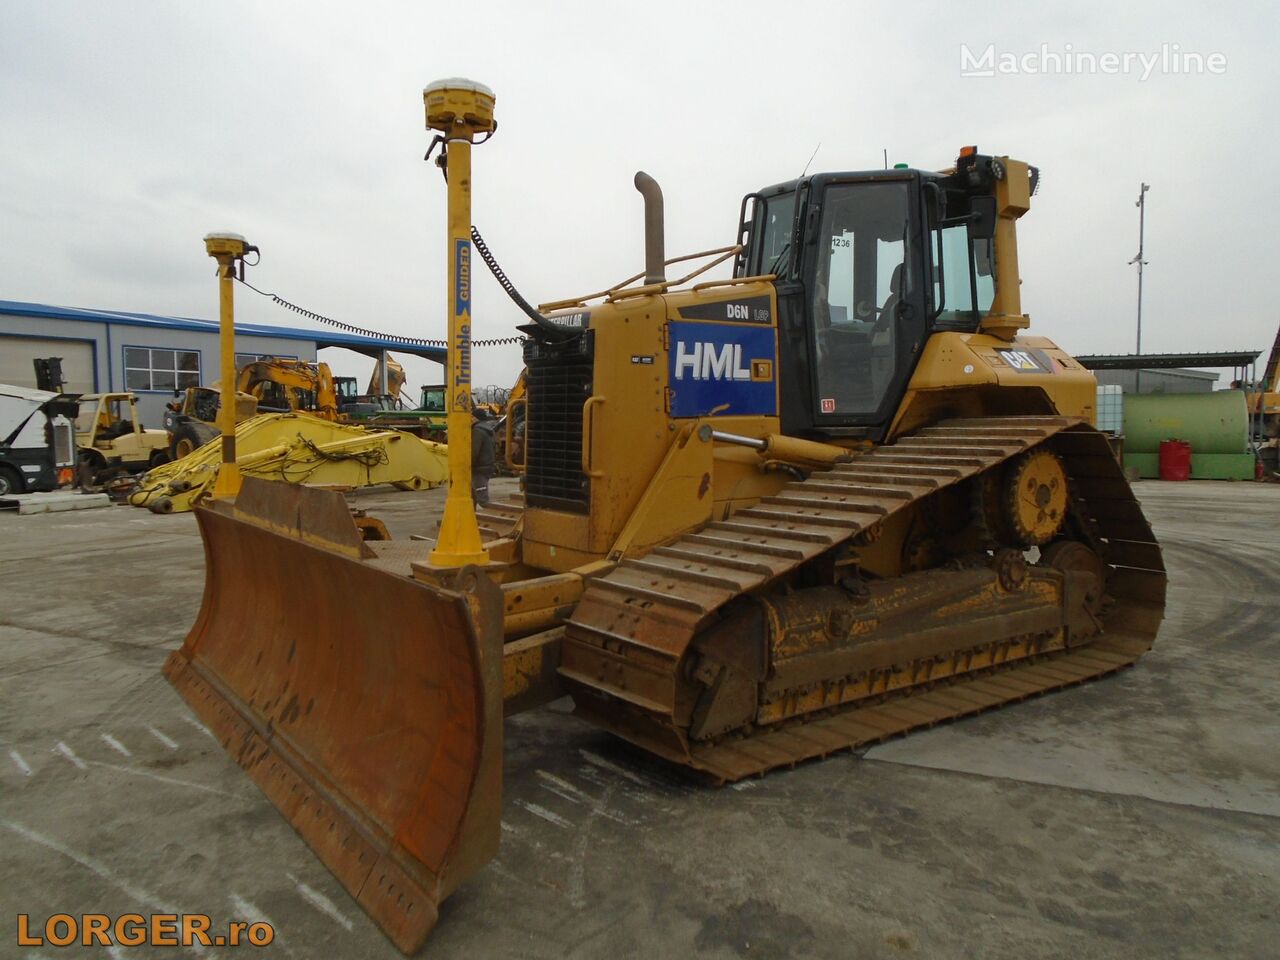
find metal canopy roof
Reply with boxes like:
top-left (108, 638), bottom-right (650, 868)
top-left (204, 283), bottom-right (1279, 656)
top-left (0, 382), bottom-right (59, 403)
top-left (1075, 350), bottom-right (1261, 371)
top-left (0, 300), bottom-right (447, 363)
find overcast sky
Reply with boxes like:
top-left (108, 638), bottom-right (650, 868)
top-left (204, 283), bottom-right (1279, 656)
top-left (2, 1), bottom-right (1274, 394)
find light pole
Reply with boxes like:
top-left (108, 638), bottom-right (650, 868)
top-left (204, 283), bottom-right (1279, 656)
top-left (1130, 183), bottom-right (1150, 392)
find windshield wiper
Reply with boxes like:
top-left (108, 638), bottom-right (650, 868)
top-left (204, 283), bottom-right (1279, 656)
top-left (767, 243), bottom-right (791, 276)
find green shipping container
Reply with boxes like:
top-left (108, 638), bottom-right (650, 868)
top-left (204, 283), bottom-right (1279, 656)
top-left (1122, 391), bottom-right (1255, 479)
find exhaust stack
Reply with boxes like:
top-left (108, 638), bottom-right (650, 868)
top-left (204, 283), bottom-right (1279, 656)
top-left (634, 171), bottom-right (665, 285)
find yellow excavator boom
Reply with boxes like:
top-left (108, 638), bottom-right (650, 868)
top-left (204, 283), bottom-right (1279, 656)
top-left (130, 412), bottom-right (447, 513)
top-left (164, 481), bottom-right (503, 952)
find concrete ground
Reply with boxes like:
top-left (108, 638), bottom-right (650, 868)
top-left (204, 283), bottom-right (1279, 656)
top-left (1, 479), bottom-right (1277, 959)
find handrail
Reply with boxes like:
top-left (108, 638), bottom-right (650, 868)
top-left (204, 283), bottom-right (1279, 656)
top-left (504, 397), bottom-right (527, 471)
top-left (580, 396), bottom-right (606, 478)
top-left (538, 245), bottom-right (742, 311)
top-left (691, 273), bottom-right (777, 293)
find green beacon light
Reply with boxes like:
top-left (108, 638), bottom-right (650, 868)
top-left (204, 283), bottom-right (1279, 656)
top-left (893, 162), bottom-right (909, 170)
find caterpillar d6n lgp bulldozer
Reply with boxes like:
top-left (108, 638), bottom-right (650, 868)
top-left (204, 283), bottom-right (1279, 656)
top-left (165, 81), bottom-right (1165, 953)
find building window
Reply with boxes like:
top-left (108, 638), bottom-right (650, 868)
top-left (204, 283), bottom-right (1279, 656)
top-left (124, 347), bottom-right (200, 391)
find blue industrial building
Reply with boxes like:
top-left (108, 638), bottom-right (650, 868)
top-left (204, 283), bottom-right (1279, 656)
top-left (0, 300), bottom-right (445, 424)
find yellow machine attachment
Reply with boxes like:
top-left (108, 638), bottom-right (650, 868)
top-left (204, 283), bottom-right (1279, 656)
top-left (166, 84), bottom-right (1166, 956)
top-left (367, 355), bottom-right (408, 401)
top-left (1248, 322), bottom-right (1280, 441)
top-left (164, 480), bottom-right (503, 951)
top-left (129, 412), bottom-right (447, 513)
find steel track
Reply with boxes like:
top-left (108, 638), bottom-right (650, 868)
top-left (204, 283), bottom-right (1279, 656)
top-left (560, 417), bottom-right (1167, 781)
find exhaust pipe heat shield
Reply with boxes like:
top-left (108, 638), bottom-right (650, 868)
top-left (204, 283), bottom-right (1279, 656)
top-left (164, 479), bottom-right (503, 953)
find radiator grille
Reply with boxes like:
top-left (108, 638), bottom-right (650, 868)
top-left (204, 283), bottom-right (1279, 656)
top-left (523, 332), bottom-right (594, 512)
top-left (51, 419), bottom-right (76, 467)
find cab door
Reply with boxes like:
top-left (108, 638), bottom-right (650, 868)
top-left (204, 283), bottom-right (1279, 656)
top-left (801, 176), bottom-right (930, 440)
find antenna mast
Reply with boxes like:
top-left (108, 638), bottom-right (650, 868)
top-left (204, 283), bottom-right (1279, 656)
top-left (1130, 182), bottom-right (1151, 390)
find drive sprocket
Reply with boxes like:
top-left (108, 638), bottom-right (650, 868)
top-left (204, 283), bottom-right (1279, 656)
top-left (1003, 449), bottom-right (1068, 545)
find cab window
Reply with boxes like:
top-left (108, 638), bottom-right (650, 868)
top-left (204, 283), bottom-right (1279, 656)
top-left (931, 218), bottom-right (995, 327)
top-left (753, 192), bottom-right (797, 276)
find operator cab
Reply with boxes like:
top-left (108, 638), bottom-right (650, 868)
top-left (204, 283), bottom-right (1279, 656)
top-left (75, 395), bottom-right (137, 441)
top-left (420, 385), bottom-right (447, 413)
top-left (335, 377), bottom-right (361, 402)
top-left (736, 149), bottom-right (1023, 441)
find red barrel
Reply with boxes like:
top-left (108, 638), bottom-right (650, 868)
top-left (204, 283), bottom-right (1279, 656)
top-left (1158, 439), bottom-right (1192, 481)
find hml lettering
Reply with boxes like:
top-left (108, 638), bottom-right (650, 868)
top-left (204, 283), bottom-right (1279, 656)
top-left (673, 341), bottom-right (753, 381)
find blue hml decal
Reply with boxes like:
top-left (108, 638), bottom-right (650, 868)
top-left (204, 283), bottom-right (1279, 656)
top-left (667, 321), bottom-right (776, 418)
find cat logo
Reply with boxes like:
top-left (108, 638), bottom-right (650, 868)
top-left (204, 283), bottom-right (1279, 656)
top-left (995, 348), bottom-right (1051, 374)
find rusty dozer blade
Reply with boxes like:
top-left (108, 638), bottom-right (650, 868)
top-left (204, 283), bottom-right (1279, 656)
top-left (164, 478), bottom-right (503, 953)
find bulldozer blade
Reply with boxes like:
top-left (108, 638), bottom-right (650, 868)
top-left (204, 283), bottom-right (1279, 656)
top-left (164, 478), bottom-right (503, 954)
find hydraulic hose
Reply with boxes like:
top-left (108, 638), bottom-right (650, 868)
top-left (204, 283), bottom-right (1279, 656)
top-left (470, 226), bottom-right (578, 341)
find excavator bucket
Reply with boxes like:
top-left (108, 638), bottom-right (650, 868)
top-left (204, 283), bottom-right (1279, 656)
top-left (164, 478), bottom-right (503, 953)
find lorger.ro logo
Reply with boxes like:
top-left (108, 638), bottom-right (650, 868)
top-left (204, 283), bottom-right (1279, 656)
top-left (16, 912), bottom-right (274, 948)
top-left (674, 341), bottom-right (770, 382)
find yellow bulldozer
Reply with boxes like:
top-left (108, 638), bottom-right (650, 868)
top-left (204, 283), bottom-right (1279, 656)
top-left (165, 82), bottom-right (1165, 954)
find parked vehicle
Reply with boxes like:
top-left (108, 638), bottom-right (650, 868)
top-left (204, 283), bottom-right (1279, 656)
top-left (163, 386), bottom-right (259, 460)
top-left (0, 383), bottom-right (79, 495)
top-left (74, 392), bottom-right (170, 482)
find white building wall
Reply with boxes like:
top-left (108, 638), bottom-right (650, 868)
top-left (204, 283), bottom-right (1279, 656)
top-left (0, 312), bottom-right (317, 425)
top-left (0, 314), bottom-right (110, 392)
